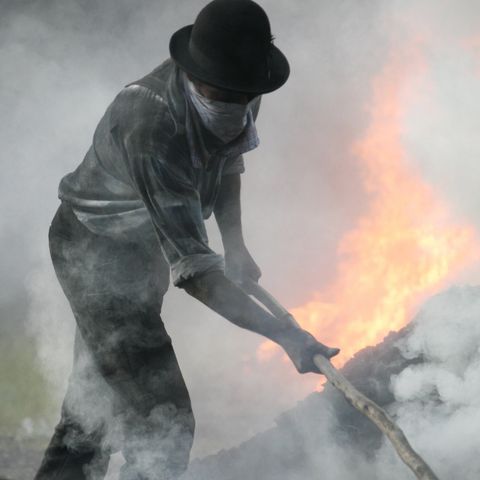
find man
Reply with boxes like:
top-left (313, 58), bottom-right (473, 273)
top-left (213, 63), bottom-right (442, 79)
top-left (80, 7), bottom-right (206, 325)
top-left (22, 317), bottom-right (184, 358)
top-left (35, 1), bottom-right (339, 479)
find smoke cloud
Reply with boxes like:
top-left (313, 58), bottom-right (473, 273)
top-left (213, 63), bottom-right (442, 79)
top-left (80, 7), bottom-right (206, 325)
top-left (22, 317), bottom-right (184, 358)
top-left (1, 0), bottom-right (479, 478)
top-left (387, 286), bottom-right (480, 479)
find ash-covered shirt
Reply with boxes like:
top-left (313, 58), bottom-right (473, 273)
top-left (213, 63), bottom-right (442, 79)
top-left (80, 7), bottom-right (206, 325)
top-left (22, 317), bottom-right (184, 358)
top-left (58, 59), bottom-right (261, 286)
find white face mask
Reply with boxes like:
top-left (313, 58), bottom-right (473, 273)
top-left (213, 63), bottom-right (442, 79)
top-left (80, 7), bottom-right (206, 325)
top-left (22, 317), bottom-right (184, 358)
top-left (186, 78), bottom-right (257, 144)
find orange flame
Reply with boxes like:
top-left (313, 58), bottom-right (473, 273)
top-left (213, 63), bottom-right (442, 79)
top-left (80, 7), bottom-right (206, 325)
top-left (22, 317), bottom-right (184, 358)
top-left (259, 41), bottom-right (480, 367)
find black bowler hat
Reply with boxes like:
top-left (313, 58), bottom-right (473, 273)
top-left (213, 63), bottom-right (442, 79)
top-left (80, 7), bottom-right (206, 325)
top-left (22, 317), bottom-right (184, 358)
top-left (169, 0), bottom-right (290, 94)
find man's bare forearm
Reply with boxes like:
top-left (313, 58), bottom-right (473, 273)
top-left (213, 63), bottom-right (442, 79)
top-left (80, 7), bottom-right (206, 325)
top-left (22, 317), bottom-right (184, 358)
top-left (181, 270), bottom-right (295, 341)
top-left (181, 271), bottom-right (340, 374)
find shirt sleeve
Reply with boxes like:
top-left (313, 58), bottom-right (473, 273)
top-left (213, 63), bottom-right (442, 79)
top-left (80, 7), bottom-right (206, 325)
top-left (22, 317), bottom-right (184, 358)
top-left (222, 155), bottom-right (245, 176)
top-left (120, 99), bottom-right (224, 286)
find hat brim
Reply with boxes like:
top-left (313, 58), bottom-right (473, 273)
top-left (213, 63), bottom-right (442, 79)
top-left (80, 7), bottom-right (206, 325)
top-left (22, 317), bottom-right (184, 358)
top-left (169, 25), bottom-right (290, 95)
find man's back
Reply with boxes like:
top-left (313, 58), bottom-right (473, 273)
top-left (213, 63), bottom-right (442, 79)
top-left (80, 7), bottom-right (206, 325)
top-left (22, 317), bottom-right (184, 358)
top-left (58, 60), bottom-right (176, 238)
top-left (58, 59), bottom-right (259, 241)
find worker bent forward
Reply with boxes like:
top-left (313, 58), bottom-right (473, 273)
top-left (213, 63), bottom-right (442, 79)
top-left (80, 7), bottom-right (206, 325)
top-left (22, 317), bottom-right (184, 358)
top-left (35, 1), bottom-right (339, 479)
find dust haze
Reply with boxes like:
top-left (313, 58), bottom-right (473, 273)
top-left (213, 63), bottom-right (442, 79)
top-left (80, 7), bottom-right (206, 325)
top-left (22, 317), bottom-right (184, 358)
top-left (1, 0), bottom-right (480, 477)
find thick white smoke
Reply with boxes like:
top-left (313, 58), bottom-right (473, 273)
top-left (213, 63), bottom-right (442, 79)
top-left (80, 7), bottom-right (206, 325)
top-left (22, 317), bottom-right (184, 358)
top-left (330, 286), bottom-right (480, 480)
top-left (1, 0), bottom-right (480, 478)
top-left (385, 286), bottom-right (480, 479)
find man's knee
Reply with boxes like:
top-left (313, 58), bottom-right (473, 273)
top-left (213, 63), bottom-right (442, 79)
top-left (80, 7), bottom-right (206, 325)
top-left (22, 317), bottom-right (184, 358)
top-left (120, 404), bottom-right (195, 480)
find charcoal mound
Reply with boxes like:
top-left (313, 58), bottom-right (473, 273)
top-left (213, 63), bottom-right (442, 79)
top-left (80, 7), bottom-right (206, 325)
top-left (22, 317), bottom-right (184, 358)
top-left (183, 324), bottom-right (420, 480)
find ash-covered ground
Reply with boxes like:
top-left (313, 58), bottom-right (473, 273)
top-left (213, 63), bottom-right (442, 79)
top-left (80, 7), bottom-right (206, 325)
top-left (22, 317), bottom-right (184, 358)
top-left (4, 285), bottom-right (480, 480)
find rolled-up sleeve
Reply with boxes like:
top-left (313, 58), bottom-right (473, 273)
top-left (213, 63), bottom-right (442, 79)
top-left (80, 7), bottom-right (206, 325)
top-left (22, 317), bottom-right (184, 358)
top-left (222, 155), bottom-right (245, 176)
top-left (122, 114), bottom-right (224, 286)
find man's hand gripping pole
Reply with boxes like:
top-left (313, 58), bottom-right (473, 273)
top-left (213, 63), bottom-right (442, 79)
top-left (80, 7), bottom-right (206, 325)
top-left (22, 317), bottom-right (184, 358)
top-left (242, 280), bottom-right (440, 480)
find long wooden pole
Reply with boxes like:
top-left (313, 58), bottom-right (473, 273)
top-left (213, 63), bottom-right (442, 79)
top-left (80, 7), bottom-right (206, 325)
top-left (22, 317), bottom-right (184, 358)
top-left (245, 281), bottom-right (440, 480)
top-left (313, 354), bottom-right (439, 480)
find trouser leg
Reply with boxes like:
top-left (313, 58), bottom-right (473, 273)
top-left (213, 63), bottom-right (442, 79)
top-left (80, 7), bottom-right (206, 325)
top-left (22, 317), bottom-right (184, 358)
top-left (37, 203), bottom-right (194, 480)
top-left (34, 330), bottom-right (111, 480)
top-left (68, 290), bottom-right (194, 480)
top-left (118, 339), bottom-right (195, 480)
top-left (67, 295), bottom-right (195, 480)
top-left (34, 420), bottom-right (109, 480)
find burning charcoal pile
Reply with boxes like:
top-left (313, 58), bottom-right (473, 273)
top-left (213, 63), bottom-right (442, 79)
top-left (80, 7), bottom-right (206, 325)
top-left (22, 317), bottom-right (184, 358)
top-left (182, 327), bottom-right (414, 480)
top-left (183, 285), bottom-right (480, 480)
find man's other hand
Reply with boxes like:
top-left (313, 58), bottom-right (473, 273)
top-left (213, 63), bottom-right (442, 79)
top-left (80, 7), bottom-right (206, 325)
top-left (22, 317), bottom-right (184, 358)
top-left (225, 245), bottom-right (262, 286)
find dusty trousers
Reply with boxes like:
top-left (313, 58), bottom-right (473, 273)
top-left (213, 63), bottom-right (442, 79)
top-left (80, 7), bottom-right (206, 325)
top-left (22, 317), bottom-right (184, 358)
top-left (34, 202), bottom-right (195, 480)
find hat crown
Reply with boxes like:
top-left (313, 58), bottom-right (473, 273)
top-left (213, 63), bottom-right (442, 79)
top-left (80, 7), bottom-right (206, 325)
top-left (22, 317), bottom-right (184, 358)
top-left (190, 0), bottom-right (272, 75)
top-left (169, 0), bottom-right (290, 94)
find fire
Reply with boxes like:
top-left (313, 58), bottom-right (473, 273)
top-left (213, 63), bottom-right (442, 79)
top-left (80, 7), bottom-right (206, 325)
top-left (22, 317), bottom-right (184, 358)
top-left (258, 40), bottom-right (480, 367)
